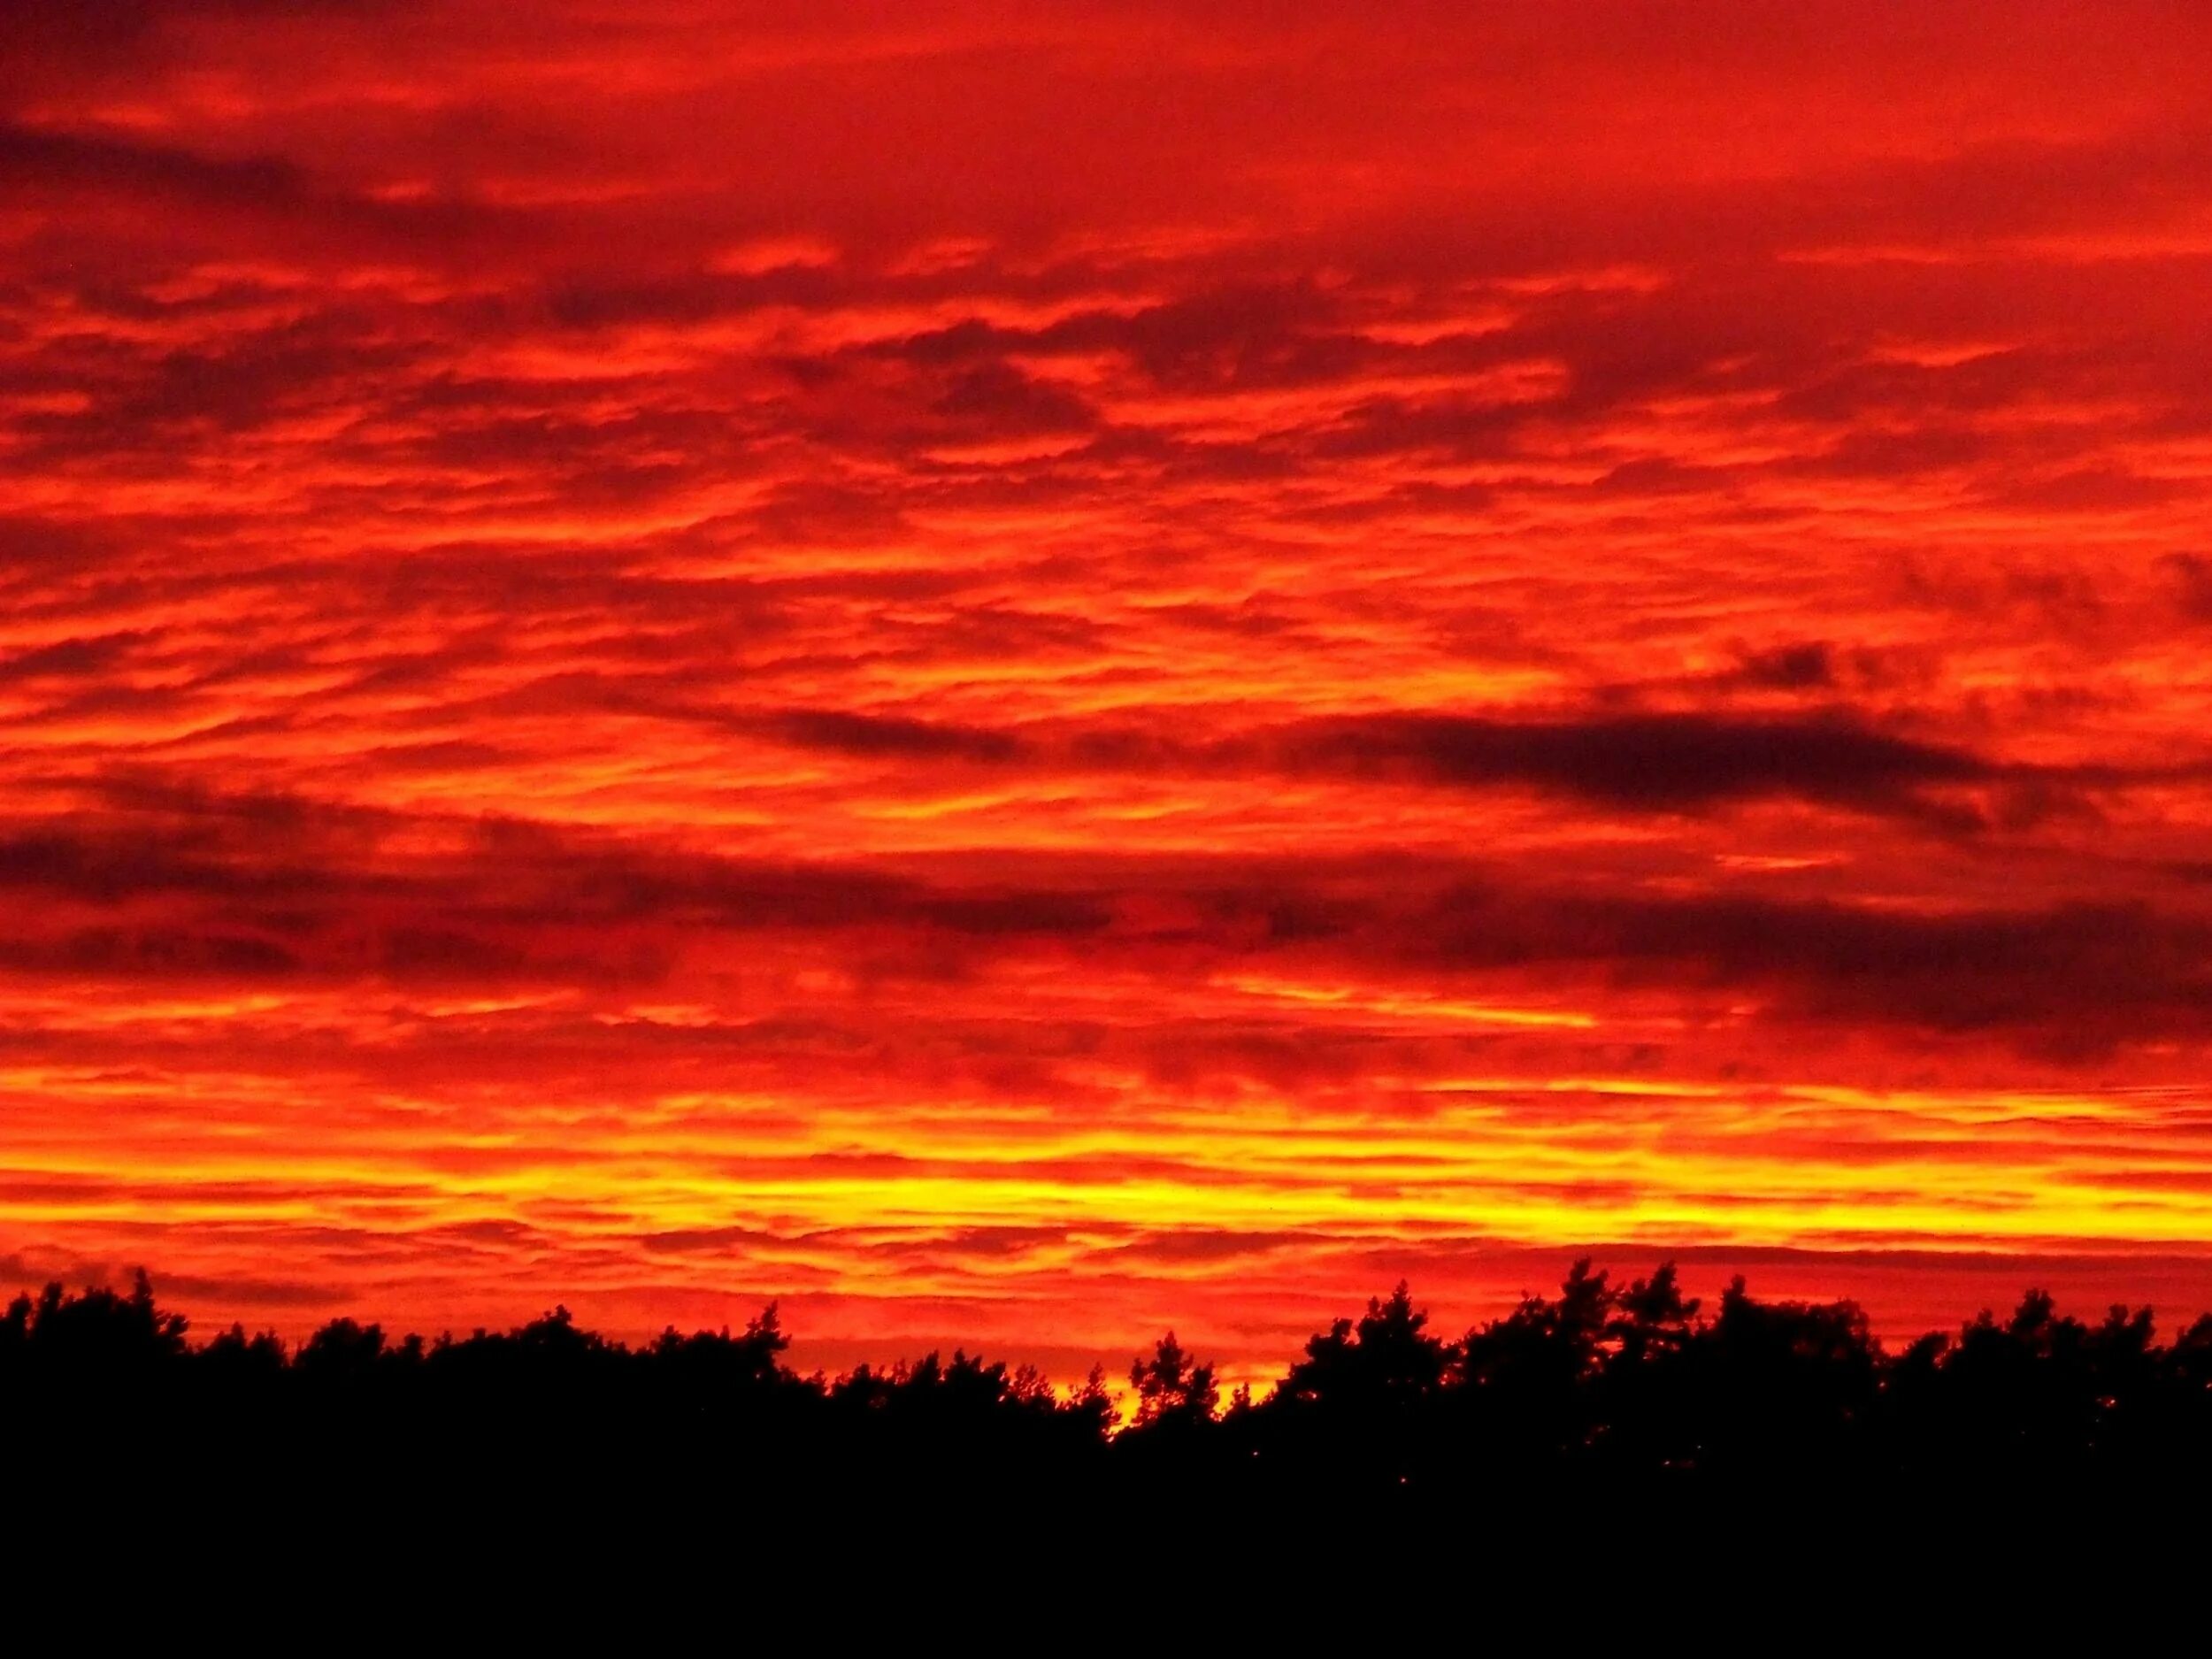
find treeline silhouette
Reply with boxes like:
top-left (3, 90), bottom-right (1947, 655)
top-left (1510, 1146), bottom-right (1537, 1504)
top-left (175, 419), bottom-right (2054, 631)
top-left (11, 1261), bottom-right (2212, 1515)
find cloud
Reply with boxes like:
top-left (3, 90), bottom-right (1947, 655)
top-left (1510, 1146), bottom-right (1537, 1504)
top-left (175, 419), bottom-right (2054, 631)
top-left (0, 633), bottom-right (154, 684)
top-left (693, 703), bottom-right (2073, 831)
top-left (1736, 645), bottom-right (1832, 689)
top-left (3, 0), bottom-right (2212, 1369)
top-left (1402, 885), bottom-right (2212, 1054)
top-left (0, 787), bottom-right (2203, 1060)
top-left (0, 119), bottom-right (304, 206)
top-left (1260, 711), bottom-right (1996, 819)
top-left (755, 708), bottom-right (1029, 764)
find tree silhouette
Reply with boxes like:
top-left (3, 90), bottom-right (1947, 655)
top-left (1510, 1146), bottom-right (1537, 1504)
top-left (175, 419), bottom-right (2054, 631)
top-left (1127, 1331), bottom-right (1218, 1430)
top-left (9, 1260), bottom-right (2212, 1518)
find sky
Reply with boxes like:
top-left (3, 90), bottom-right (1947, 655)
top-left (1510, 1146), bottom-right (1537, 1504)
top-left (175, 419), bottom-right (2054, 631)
top-left (4, 1), bottom-right (2212, 1380)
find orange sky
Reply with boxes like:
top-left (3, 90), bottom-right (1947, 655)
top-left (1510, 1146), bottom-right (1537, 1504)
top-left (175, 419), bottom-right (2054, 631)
top-left (5, 2), bottom-right (2212, 1381)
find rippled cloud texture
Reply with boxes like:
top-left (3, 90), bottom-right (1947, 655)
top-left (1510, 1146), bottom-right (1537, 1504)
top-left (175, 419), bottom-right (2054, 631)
top-left (5, 2), bottom-right (2212, 1374)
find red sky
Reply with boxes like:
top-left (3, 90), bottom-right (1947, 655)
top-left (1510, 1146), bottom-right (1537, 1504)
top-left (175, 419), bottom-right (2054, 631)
top-left (5, 2), bottom-right (2212, 1381)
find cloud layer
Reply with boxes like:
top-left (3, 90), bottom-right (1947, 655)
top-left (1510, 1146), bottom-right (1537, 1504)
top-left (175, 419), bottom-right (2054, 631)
top-left (4, 2), bottom-right (2212, 1375)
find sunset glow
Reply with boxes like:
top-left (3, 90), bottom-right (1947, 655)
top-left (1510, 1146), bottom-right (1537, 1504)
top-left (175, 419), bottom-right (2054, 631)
top-left (6, 3), bottom-right (2212, 1381)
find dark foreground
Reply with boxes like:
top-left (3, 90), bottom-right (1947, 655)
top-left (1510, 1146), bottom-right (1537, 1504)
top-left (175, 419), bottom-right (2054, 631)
top-left (11, 1259), bottom-right (2212, 1526)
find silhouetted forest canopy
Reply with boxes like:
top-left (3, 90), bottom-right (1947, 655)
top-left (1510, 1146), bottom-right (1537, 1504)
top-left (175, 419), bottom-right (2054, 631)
top-left (11, 1261), bottom-right (2212, 1507)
